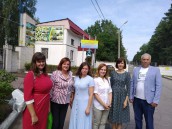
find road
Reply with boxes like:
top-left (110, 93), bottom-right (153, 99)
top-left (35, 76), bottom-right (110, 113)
top-left (8, 72), bottom-right (172, 129)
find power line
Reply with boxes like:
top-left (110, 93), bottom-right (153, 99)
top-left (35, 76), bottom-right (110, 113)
top-left (90, 0), bottom-right (103, 20)
top-left (94, 0), bottom-right (105, 20)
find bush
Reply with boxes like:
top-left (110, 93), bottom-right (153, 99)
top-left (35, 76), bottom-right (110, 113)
top-left (0, 70), bottom-right (16, 103)
top-left (24, 63), bottom-right (31, 71)
top-left (24, 63), bottom-right (97, 76)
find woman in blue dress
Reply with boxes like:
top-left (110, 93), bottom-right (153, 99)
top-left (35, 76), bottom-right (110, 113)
top-left (69, 62), bottom-right (95, 129)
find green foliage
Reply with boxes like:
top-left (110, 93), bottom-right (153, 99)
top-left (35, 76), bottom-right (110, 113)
top-left (47, 65), bottom-right (57, 73)
top-left (85, 57), bottom-right (92, 66)
top-left (0, 0), bottom-right (37, 48)
top-left (24, 63), bottom-right (97, 76)
top-left (0, 70), bottom-right (16, 103)
top-left (24, 62), bottom-right (31, 71)
top-left (85, 20), bottom-right (127, 62)
top-left (133, 3), bottom-right (172, 65)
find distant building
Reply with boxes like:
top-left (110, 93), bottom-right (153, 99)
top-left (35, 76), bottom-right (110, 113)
top-left (35, 18), bottom-right (90, 66)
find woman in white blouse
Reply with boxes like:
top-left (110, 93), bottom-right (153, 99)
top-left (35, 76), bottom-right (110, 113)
top-left (93, 63), bottom-right (112, 129)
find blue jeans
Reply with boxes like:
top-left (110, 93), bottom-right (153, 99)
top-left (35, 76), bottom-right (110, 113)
top-left (133, 97), bottom-right (155, 129)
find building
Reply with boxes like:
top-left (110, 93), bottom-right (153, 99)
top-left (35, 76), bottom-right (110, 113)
top-left (3, 13), bottom-right (93, 72)
top-left (35, 18), bottom-right (90, 66)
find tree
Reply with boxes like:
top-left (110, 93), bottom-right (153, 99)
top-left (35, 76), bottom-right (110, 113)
top-left (85, 20), bottom-right (126, 62)
top-left (0, 0), bottom-right (37, 48)
top-left (133, 3), bottom-right (172, 65)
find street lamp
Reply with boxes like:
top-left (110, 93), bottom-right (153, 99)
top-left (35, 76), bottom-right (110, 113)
top-left (118, 21), bottom-right (128, 58)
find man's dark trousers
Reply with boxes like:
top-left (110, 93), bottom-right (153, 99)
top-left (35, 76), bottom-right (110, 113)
top-left (133, 97), bottom-right (155, 129)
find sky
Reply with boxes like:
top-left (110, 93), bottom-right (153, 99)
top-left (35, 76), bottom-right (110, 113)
top-left (35, 0), bottom-right (172, 61)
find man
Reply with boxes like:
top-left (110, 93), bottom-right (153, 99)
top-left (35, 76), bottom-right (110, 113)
top-left (130, 53), bottom-right (162, 129)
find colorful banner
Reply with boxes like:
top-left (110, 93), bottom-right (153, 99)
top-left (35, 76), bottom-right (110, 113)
top-left (26, 22), bottom-right (36, 46)
top-left (35, 26), bottom-right (64, 42)
top-left (81, 40), bottom-right (98, 49)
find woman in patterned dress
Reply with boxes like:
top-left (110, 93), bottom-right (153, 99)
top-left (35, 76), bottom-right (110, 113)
top-left (108, 58), bottom-right (131, 129)
top-left (69, 62), bottom-right (95, 129)
top-left (23, 52), bottom-right (53, 129)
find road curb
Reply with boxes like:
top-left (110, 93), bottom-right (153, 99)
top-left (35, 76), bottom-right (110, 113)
top-left (162, 76), bottom-right (172, 80)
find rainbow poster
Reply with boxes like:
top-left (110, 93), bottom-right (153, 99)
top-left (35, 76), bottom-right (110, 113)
top-left (81, 40), bottom-right (98, 49)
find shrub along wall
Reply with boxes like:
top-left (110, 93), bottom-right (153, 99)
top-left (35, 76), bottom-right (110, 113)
top-left (25, 63), bottom-right (115, 76)
top-left (0, 70), bottom-right (16, 123)
top-left (25, 63), bottom-right (98, 75)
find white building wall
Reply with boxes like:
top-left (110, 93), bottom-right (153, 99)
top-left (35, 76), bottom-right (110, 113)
top-left (11, 52), bottom-right (19, 72)
top-left (35, 43), bottom-right (66, 65)
top-left (35, 29), bottom-right (85, 66)
top-left (159, 66), bottom-right (172, 76)
top-left (15, 46), bottom-right (33, 71)
top-left (77, 51), bottom-right (86, 66)
top-left (65, 30), bottom-right (82, 66)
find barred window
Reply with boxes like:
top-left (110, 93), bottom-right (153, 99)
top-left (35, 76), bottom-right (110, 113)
top-left (70, 50), bottom-right (74, 60)
top-left (41, 48), bottom-right (48, 59)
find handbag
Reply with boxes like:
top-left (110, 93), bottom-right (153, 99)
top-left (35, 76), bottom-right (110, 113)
top-left (47, 112), bottom-right (53, 129)
top-left (11, 89), bottom-right (26, 112)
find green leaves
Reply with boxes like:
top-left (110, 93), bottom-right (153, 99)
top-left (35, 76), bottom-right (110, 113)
top-left (0, 0), bottom-right (37, 48)
top-left (133, 3), bottom-right (172, 65)
top-left (0, 70), bottom-right (16, 103)
top-left (85, 19), bottom-right (126, 61)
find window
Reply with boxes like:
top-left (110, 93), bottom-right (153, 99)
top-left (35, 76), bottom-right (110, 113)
top-left (41, 48), bottom-right (48, 59)
top-left (71, 39), bottom-right (74, 46)
top-left (70, 50), bottom-right (74, 60)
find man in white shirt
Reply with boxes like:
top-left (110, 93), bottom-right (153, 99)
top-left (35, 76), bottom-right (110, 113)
top-left (130, 53), bottom-right (162, 129)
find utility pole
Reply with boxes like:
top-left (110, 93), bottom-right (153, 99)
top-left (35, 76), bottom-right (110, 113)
top-left (118, 21), bottom-right (128, 58)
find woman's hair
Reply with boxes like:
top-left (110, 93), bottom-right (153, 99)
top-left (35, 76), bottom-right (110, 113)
top-left (115, 57), bottom-right (126, 69)
top-left (57, 57), bottom-right (71, 72)
top-left (31, 52), bottom-right (47, 76)
top-left (76, 62), bottom-right (92, 78)
top-left (94, 63), bottom-right (108, 80)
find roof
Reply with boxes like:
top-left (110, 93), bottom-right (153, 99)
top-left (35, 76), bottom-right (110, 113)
top-left (37, 18), bottom-right (91, 39)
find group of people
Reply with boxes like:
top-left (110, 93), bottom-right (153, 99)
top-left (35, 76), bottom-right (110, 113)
top-left (22, 52), bottom-right (162, 129)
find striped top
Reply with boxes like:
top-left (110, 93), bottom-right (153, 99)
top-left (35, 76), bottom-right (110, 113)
top-left (50, 70), bottom-right (74, 104)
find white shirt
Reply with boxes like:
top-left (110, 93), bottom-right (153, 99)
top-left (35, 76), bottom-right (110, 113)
top-left (135, 67), bottom-right (149, 100)
top-left (93, 77), bottom-right (112, 110)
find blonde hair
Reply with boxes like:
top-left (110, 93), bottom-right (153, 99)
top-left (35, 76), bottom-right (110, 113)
top-left (94, 63), bottom-right (108, 80)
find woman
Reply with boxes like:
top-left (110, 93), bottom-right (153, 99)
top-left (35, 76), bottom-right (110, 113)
top-left (108, 58), bottom-right (131, 129)
top-left (69, 62), bottom-right (94, 129)
top-left (23, 52), bottom-right (53, 129)
top-left (93, 63), bottom-right (112, 129)
top-left (50, 57), bottom-right (74, 129)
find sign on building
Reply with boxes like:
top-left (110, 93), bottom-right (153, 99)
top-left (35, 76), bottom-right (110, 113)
top-left (81, 40), bottom-right (98, 49)
top-left (35, 26), bottom-right (64, 42)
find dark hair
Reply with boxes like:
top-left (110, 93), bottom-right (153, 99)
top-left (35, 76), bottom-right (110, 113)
top-left (115, 57), bottom-right (126, 69)
top-left (57, 57), bottom-right (71, 72)
top-left (95, 63), bottom-right (108, 80)
top-left (76, 62), bottom-right (92, 78)
top-left (31, 52), bottom-right (47, 76)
